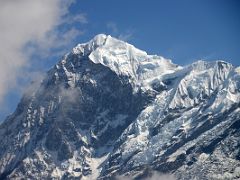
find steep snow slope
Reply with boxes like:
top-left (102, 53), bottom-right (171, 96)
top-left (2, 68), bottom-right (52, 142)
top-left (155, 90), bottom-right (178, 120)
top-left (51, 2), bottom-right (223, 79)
top-left (100, 60), bottom-right (240, 179)
top-left (74, 34), bottom-right (180, 91)
top-left (0, 34), bottom-right (239, 180)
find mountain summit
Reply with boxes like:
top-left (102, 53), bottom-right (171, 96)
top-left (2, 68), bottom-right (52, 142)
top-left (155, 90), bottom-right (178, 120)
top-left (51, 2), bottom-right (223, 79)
top-left (70, 34), bottom-right (179, 91)
top-left (0, 34), bottom-right (240, 179)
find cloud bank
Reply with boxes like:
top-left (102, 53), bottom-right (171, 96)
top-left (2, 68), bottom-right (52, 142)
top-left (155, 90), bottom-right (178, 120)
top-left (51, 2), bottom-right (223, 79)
top-left (0, 0), bottom-right (85, 105)
top-left (116, 171), bottom-right (176, 180)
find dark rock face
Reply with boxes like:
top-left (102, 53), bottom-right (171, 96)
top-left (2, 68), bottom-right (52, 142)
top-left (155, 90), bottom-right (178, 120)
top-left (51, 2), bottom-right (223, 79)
top-left (0, 35), bottom-right (240, 179)
top-left (0, 52), bottom-right (155, 179)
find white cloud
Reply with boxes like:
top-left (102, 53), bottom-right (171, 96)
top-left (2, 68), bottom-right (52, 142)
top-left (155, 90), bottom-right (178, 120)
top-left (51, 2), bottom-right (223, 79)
top-left (116, 171), bottom-right (176, 180)
top-left (118, 30), bottom-right (134, 41)
top-left (144, 172), bottom-right (176, 180)
top-left (0, 0), bottom-right (85, 105)
top-left (107, 22), bottom-right (118, 33)
top-left (28, 27), bottom-right (84, 58)
top-left (106, 22), bottom-right (133, 41)
top-left (64, 13), bottom-right (88, 24)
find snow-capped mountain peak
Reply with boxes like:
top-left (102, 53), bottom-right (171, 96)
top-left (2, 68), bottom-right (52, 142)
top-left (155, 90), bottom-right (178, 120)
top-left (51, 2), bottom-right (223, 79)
top-left (72, 34), bottom-right (180, 91)
top-left (0, 35), bottom-right (240, 180)
top-left (72, 34), bottom-right (108, 55)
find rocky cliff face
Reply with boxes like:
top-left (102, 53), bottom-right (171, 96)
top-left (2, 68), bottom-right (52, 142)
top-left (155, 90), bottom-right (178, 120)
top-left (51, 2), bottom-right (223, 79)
top-left (0, 34), bottom-right (240, 179)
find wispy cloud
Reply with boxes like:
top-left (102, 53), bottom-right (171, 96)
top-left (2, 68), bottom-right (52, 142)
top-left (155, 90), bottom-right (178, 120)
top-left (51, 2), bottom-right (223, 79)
top-left (116, 171), bottom-right (176, 180)
top-left (64, 13), bottom-right (88, 24)
top-left (144, 171), bottom-right (176, 180)
top-left (106, 22), bottom-right (134, 41)
top-left (27, 27), bottom-right (85, 58)
top-left (0, 0), bottom-right (86, 105)
top-left (107, 22), bottom-right (118, 34)
top-left (118, 30), bottom-right (134, 41)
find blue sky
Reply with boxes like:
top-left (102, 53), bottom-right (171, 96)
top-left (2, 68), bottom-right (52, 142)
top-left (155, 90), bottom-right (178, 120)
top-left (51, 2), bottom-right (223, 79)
top-left (0, 0), bottom-right (239, 121)
top-left (75, 0), bottom-right (240, 66)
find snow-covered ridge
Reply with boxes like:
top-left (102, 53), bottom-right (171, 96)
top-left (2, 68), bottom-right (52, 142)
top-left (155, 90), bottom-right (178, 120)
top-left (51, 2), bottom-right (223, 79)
top-left (72, 34), bottom-right (181, 90)
top-left (1, 34), bottom-right (240, 180)
top-left (72, 34), bottom-right (108, 55)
